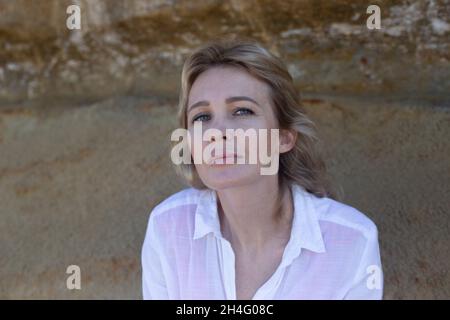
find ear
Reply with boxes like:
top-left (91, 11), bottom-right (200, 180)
top-left (279, 129), bottom-right (297, 154)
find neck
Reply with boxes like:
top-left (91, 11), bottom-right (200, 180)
top-left (216, 176), bottom-right (293, 252)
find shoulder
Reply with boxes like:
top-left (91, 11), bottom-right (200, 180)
top-left (309, 194), bottom-right (382, 282)
top-left (144, 187), bottom-right (205, 239)
top-left (149, 187), bottom-right (204, 219)
top-left (311, 195), bottom-right (379, 244)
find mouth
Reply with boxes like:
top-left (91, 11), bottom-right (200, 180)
top-left (207, 153), bottom-right (240, 165)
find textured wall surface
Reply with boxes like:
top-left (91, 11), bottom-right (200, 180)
top-left (0, 0), bottom-right (449, 299)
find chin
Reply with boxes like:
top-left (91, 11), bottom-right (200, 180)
top-left (197, 164), bottom-right (261, 191)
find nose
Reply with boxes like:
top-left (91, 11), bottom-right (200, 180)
top-left (207, 112), bottom-right (241, 144)
top-left (210, 132), bottom-right (228, 142)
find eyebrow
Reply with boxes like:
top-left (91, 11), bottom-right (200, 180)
top-left (187, 96), bottom-right (261, 113)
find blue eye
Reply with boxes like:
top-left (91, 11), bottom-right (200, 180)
top-left (234, 107), bottom-right (254, 116)
top-left (192, 113), bottom-right (210, 123)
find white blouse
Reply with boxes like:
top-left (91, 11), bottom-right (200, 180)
top-left (141, 183), bottom-right (383, 300)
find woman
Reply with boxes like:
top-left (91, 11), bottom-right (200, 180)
top-left (141, 38), bottom-right (383, 300)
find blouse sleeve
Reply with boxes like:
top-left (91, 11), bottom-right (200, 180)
top-left (343, 224), bottom-right (384, 300)
top-left (141, 211), bottom-right (169, 300)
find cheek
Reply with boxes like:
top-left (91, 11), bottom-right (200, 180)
top-left (187, 128), bottom-right (201, 157)
top-left (239, 126), bottom-right (279, 159)
top-left (245, 116), bottom-right (278, 139)
top-left (259, 113), bottom-right (280, 150)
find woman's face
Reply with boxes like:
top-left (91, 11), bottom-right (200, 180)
top-left (186, 66), bottom-right (293, 190)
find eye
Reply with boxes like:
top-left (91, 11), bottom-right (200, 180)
top-left (233, 107), bottom-right (254, 116)
top-left (191, 113), bottom-right (211, 123)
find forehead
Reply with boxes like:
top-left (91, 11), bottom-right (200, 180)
top-left (188, 66), bottom-right (271, 105)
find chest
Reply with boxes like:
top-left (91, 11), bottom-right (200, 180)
top-left (234, 246), bottom-right (285, 300)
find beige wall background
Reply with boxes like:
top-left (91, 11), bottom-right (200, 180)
top-left (0, 0), bottom-right (449, 299)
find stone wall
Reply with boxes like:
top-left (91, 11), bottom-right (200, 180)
top-left (0, 0), bottom-right (449, 299)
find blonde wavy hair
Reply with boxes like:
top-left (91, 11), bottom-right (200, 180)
top-left (173, 37), bottom-right (341, 201)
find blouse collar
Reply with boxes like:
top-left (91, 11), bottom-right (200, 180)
top-left (193, 183), bottom-right (326, 263)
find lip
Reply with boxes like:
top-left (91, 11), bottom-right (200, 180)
top-left (207, 153), bottom-right (240, 165)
